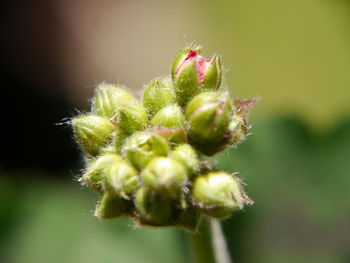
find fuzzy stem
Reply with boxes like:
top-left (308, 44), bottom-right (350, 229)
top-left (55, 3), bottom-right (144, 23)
top-left (188, 217), bottom-right (232, 263)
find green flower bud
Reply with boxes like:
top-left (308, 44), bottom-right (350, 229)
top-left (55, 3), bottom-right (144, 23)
top-left (151, 104), bottom-right (186, 144)
top-left (171, 47), bottom-right (197, 80)
top-left (142, 78), bottom-right (176, 117)
top-left (186, 92), bottom-right (232, 155)
top-left (113, 128), bottom-right (127, 152)
top-left (151, 104), bottom-right (185, 128)
top-left (192, 171), bottom-right (244, 218)
top-left (103, 159), bottom-right (139, 199)
top-left (92, 83), bottom-right (134, 118)
top-left (171, 144), bottom-right (200, 176)
top-left (117, 103), bottom-right (148, 135)
top-left (94, 192), bottom-right (132, 219)
top-left (160, 75), bottom-right (174, 90)
top-left (228, 115), bottom-right (248, 145)
top-left (92, 83), bottom-right (148, 135)
top-left (135, 187), bottom-right (179, 226)
top-left (172, 48), bottom-right (222, 105)
top-left (135, 185), bottom-right (199, 229)
top-left (200, 55), bottom-right (222, 91)
top-left (82, 153), bottom-right (123, 190)
top-left (122, 132), bottom-right (170, 170)
top-left (152, 127), bottom-right (187, 145)
top-left (141, 157), bottom-right (188, 195)
top-left (72, 115), bottom-right (117, 156)
top-left (99, 127), bottom-right (127, 154)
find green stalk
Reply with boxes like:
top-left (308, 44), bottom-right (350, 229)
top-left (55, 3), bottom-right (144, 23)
top-left (188, 218), bottom-right (232, 263)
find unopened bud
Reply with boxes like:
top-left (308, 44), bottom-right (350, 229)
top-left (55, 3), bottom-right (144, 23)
top-left (172, 48), bottom-right (222, 105)
top-left (228, 115), bottom-right (248, 145)
top-left (82, 153), bottom-right (123, 191)
top-left (141, 157), bottom-right (188, 195)
top-left (186, 92), bottom-right (232, 155)
top-left (192, 171), bottom-right (244, 218)
top-left (135, 187), bottom-right (180, 226)
top-left (103, 159), bottom-right (139, 199)
top-left (152, 126), bottom-right (187, 145)
top-left (160, 75), bottom-right (174, 90)
top-left (171, 47), bottom-right (196, 80)
top-left (92, 83), bottom-right (134, 118)
top-left (113, 128), bottom-right (127, 152)
top-left (92, 83), bottom-right (148, 135)
top-left (142, 78), bottom-right (176, 117)
top-left (122, 132), bottom-right (170, 170)
top-left (72, 115), bottom-right (117, 156)
top-left (94, 192), bottom-right (132, 219)
top-left (99, 127), bottom-right (127, 154)
top-left (151, 104), bottom-right (186, 143)
top-left (171, 144), bottom-right (200, 176)
top-left (117, 103), bottom-right (148, 135)
top-left (151, 104), bottom-right (185, 128)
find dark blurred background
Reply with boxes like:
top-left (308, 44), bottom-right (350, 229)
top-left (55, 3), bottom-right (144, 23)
top-left (1, 0), bottom-right (349, 262)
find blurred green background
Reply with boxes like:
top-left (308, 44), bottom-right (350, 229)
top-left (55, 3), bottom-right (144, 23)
top-left (0, 0), bottom-right (349, 262)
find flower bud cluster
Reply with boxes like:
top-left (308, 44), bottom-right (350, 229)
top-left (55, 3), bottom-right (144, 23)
top-left (71, 46), bottom-right (257, 230)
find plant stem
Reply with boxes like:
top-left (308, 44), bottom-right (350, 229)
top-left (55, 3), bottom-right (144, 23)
top-left (188, 217), bottom-right (232, 263)
top-left (210, 219), bottom-right (232, 263)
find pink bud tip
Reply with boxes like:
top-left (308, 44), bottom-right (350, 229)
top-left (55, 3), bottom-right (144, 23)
top-left (186, 50), bottom-right (198, 60)
top-left (196, 57), bottom-right (211, 83)
top-left (176, 50), bottom-right (211, 84)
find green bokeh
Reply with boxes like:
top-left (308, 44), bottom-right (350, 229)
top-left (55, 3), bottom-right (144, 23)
top-left (193, 0), bottom-right (350, 127)
top-left (1, 117), bottom-right (349, 263)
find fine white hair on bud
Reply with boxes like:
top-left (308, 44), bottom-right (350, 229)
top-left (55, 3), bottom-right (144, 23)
top-left (186, 91), bottom-right (233, 155)
top-left (122, 132), bottom-right (170, 170)
top-left (192, 171), bottom-right (245, 218)
top-left (172, 48), bottom-right (223, 106)
top-left (72, 115), bottom-right (118, 157)
top-left (142, 78), bottom-right (176, 118)
top-left (171, 144), bottom-right (200, 176)
top-left (70, 45), bottom-right (257, 229)
top-left (141, 157), bottom-right (188, 194)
